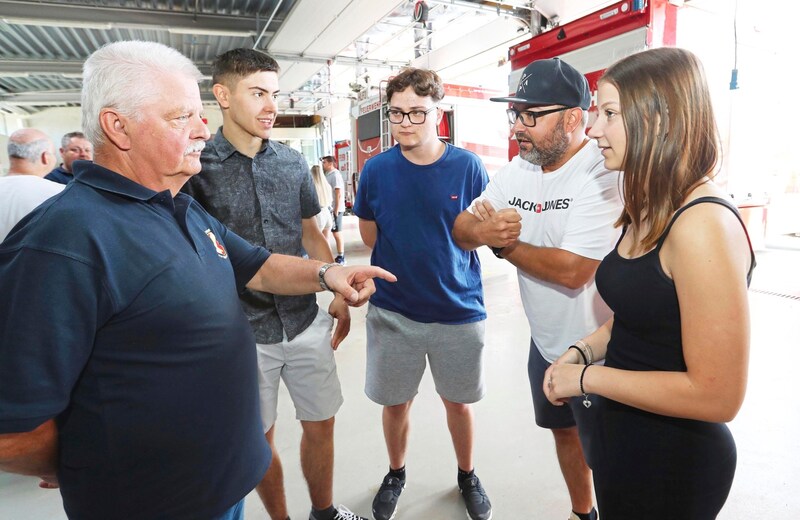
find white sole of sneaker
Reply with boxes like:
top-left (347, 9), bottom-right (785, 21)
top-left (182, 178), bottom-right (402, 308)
top-left (372, 508), bottom-right (397, 520)
top-left (465, 509), bottom-right (492, 520)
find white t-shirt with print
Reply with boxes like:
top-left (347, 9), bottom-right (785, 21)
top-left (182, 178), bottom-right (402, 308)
top-left (472, 141), bottom-right (623, 361)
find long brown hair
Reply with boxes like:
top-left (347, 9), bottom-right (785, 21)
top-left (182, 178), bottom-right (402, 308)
top-left (601, 47), bottom-right (720, 251)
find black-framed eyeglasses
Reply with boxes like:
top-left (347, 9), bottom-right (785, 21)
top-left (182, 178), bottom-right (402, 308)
top-left (385, 106), bottom-right (437, 125)
top-left (506, 106), bottom-right (571, 127)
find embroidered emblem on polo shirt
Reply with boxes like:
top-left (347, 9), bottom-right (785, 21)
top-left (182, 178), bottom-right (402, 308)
top-left (204, 229), bottom-right (228, 259)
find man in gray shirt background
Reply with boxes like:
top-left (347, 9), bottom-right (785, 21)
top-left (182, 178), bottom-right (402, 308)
top-left (322, 155), bottom-right (346, 264)
top-left (183, 48), bottom-right (363, 520)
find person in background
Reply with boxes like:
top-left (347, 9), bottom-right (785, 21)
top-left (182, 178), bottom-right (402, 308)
top-left (0, 40), bottom-right (394, 520)
top-left (311, 164), bottom-right (334, 240)
top-left (182, 48), bottom-right (366, 520)
top-left (544, 47), bottom-right (755, 519)
top-left (0, 128), bottom-right (63, 241)
top-left (354, 67), bottom-right (492, 520)
top-left (321, 155), bottom-right (346, 264)
top-left (453, 57), bottom-right (622, 520)
top-left (45, 131), bottom-right (93, 184)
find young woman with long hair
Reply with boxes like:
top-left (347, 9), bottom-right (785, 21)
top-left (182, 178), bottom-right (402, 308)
top-left (544, 47), bottom-right (755, 519)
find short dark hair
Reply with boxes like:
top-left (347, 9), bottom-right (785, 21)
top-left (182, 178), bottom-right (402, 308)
top-left (61, 131), bottom-right (87, 149)
top-left (321, 156), bottom-right (335, 164)
top-left (212, 48), bottom-right (280, 87)
top-left (385, 68), bottom-right (444, 104)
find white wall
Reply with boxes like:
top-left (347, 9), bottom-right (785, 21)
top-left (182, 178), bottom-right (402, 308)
top-left (677, 0), bottom-right (800, 235)
top-left (25, 107), bottom-right (83, 148)
top-left (0, 112), bottom-right (30, 175)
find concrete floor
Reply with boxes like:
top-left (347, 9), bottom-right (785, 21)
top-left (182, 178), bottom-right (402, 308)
top-left (2, 216), bottom-right (798, 519)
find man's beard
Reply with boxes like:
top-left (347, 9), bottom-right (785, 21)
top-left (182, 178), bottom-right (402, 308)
top-left (517, 123), bottom-right (569, 168)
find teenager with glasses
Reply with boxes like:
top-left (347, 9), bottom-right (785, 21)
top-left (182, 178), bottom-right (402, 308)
top-left (353, 67), bottom-right (492, 520)
top-left (453, 57), bottom-right (623, 520)
top-left (385, 106), bottom-right (438, 125)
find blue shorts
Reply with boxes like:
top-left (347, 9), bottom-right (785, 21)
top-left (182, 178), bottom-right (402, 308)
top-left (527, 339), bottom-right (577, 429)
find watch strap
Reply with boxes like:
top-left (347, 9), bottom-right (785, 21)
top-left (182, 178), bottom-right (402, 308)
top-left (318, 262), bottom-right (339, 292)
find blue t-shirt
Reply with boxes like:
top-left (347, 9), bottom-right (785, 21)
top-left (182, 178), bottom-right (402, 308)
top-left (353, 143), bottom-right (488, 324)
top-left (0, 162), bottom-right (271, 519)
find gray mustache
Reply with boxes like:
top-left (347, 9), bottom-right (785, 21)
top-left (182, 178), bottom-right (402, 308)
top-left (184, 141), bottom-right (206, 155)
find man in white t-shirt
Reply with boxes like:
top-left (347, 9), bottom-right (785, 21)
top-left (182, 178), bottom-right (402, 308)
top-left (322, 156), bottom-right (346, 264)
top-left (453, 58), bottom-right (622, 520)
top-left (0, 129), bottom-right (63, 241)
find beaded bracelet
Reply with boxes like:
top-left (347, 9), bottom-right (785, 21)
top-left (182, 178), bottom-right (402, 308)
top-left (580, 364), bottom-right (592, 408)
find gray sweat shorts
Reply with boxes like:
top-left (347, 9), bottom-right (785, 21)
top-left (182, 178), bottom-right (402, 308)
top-left (365, 305), bottom-right (486, 406)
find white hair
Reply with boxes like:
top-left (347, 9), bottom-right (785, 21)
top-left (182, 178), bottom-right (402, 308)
top-left (81, 41), bottom-right (203, 149)
top-left (7, 137), bottom-right (50, 163)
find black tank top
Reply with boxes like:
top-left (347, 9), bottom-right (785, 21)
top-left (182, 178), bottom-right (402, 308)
top-left (582, 196), bottom-right (756, 518)
top-left (598, 196), bottom-right (755, 372)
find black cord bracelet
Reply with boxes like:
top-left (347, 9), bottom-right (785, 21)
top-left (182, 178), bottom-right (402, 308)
top-left (568, 345), bottom-right (588, 365)
top-left (580, 364), bottom-right (592, 409)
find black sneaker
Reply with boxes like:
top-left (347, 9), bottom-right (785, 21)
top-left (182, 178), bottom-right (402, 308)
top-left (459, 475), bottom-right (492, 520)
top-left (569, 509), bottom-right (598, 520)
top-left (372, 473), bottom-right (405, 520)
top-left (334, 254), bottom-right (345, 265)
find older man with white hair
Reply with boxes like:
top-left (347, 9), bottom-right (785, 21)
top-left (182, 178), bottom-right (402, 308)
top-left (0, 128), bottom-right (62, 241)
top-left (0, 41), bottom-right (394, 520)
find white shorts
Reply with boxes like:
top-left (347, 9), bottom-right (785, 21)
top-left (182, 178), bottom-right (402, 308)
top-left (255, 308), bottom-right (343, 431)
top-left (314, 207), bottom-right (333, 232)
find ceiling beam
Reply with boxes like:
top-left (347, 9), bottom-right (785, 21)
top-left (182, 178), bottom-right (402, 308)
top-left (0, 59), bottom-right (214, 77)
top-left (0, 0), bottom-right (276, 36)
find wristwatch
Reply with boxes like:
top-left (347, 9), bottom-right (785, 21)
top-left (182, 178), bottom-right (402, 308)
top-left (490, 246), bottom-right (505, 259)
top-left (318, 262), bottom-right (339, 292)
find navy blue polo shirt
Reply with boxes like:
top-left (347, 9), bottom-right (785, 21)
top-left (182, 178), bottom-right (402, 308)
top-left (0, 162), bottom-right (271, 519)
top-left (44, 164), bottom-right (74, 184)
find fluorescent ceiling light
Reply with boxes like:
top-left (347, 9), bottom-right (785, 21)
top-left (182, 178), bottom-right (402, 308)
top-left (167, 27), bottom-right (256, 38)
top-left (2, 17), bottom-right (112, 30)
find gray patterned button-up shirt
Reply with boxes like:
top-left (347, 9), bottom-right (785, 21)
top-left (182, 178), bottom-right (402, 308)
top-left (183, 128), bottom-right (321, 343)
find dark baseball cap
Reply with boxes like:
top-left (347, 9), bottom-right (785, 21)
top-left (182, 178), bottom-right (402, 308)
top-left (490, 57), bottom-right (591, 109)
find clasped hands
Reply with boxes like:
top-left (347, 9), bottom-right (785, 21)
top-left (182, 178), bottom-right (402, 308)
top-left (543, 348), bottom-right (586, 406)
top-left (471, 199), bottom-right (522, 249)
